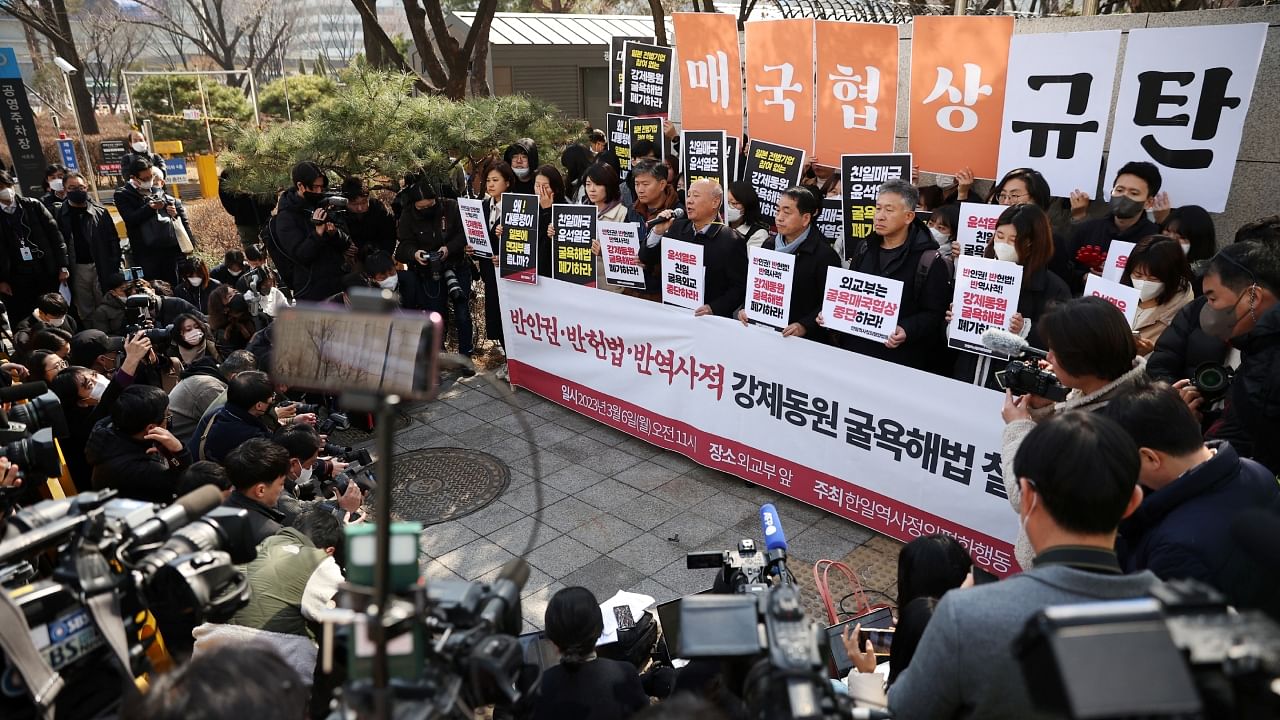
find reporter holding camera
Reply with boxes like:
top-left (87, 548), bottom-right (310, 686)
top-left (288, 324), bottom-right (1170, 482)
top-left (115, 158), bottom-right (183, 286)
top-left (267, 161), bottom-right (352, 301)
top-left (168, 349), bottom-right (257, 440)
top-left (221, 437), bottom-right (292, 544)
top-left (188, 370), bottom-right (274, 463)
top-left (273, 424), bottom-right (362, 525)
top-left (395, 180), bottom-right (474, 357)
top-left (86, 273), bottom-right (202, 336)
top-left (1000, 296), bottom-right (1149, 569)
top-left (84, 384), bottom-right (191, 504)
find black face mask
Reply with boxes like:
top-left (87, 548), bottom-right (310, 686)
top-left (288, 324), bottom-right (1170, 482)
top-left (302, 190), bottom-right (326, 206)
top-left (67, 190), bottom-right (89, 205)
top-left (416, 204), bottom-right (439, 219)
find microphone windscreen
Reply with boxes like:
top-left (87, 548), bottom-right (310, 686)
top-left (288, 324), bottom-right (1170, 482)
top-left (174, 484), bottom-right (224, 521)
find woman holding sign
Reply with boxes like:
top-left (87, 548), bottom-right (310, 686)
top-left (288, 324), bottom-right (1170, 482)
top-left (534, 165), bottom-right (568, 279)
top-left (951, 204), bottom-right (1069, 390)
top-left (480, 162), bottom-right (517, 374)
top-left (584, 164), bottom-right (628, 292)
top-left (1119, 236), bottom-right (1195, 355)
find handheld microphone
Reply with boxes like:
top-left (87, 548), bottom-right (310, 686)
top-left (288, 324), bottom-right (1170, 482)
top-left (981, 328), bottom-right (1048, 359)
top-left (647, 207), bottom-right (685, 229)
top-left (759, 503), bottom-right (788, 553)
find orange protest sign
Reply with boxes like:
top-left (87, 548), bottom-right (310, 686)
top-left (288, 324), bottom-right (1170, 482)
top-left (745, 19), bottom-right (815, 155)
top-left (815, 21), bottom-right (898, 162)
top-left (673, 12), bottom-right (743, 139)
top-left (908, 16), bottom-right (1013, 179)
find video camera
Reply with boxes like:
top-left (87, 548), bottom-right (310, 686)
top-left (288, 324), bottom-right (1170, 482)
top-left (679, 504), bottom-right (852, 720)
top-left (0, 382), bottom-right (72, 510)
top-left (0, 486), bottom-right (256, 719)
top-left (312, 194), bottom-right (350, 228)
top-left (999, 360), bottom-right (1070, 403)
top-left (1018, 579), bottom-right (1280, 719)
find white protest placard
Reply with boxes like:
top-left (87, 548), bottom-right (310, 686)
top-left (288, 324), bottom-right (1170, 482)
top-left (598, 221), bottom-right (646, 289)
top-left (997, 31), bottom-right (1121, 199)
top-left (820, 268), bottom-right (904, 343)
top-left (745, 246), bottom-right (795, 329)
top-left (1101, 239), bottom-right (1136, 283)
top-left (1104, 23), bottom-right (1266, 213)
top-left (956, 203), bottom-right (1005, 259)
top-left (661, 238), bottom-right (705, 310)
top-left (948, 256), bottom-right (1024, 356)
top-left (456, 198), bottom-right (492, 257)
top-left (1085, 274), bottom-right (1140, 327)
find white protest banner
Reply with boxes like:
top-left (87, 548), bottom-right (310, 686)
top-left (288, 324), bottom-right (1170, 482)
top-left (599, 221), bottom-right (646, 289)
top-left (661, 238), bottom-right (705, 310)
top-left (1101, 239), bottom-right (1136, 283)
top-left (997, 31), bottom-right (1121, 199)
top-left (498, 278), bottom-right (1017, 575)
top-left (456, 198), bottom-right (492, 257)
top-left (821, 268), bottom-right (904, 343)
top-left (1085, 274), bottom-right (1140, 327)
top-left (956, 202), bottom-right (1005, 259)
top-left (1105, 23), bottom-right (1266, 214)
top-left (745, 247), bottom-right (795, 329)
top-left (949, 256), bottom-right (1024, 356)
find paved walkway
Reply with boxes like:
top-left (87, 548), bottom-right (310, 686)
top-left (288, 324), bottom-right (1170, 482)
top-left (382, 373), bottom-right (902, 633)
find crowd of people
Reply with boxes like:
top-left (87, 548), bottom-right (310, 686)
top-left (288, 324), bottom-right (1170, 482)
top-left (0, 119), bottom-right (1276, 720)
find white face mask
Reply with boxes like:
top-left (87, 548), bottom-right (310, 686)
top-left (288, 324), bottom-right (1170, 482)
top-left (131, 141), bottom-right (148, 153)
top-left (993, 242), bottom-right (1019, 264)
top-left (378, 274), bottom-right (400, 291)
top-left (0, 188), bottom-right (14, 204)
top-left (725, 207), bottom-right (743, 224)
top-left (1020, 489), bottom-right (1038, 538)
top-left (1180, 241), bottom-right (1191, 256)
top-left (929, 226), bottom-right (950, 245)
top-left (46, 315), bottom-right (65, 327)
top-left (49, 179), bottom-right (63, 192)
top-left (183, 329), bottom-right (204, 346)
top-left (187, 277), bottom-right (203, 287)
top-left (1134, 278), bottom-right (1165, 301)
top-left (90, 373), bottom-right (109, 400)
top-left (513, 167), bottom-right (531, 180)
top-left (297, 465), bottom-right (313, 484)
top-left (936, 175), bottom-right (956, 189)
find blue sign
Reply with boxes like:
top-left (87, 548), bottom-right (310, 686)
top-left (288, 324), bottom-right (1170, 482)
top-left (163, 157), bottom-right (187, 182)
top-left (57, 139), bottom-right (78, 171)
top-left (0, 48), bottom-right (20, 80)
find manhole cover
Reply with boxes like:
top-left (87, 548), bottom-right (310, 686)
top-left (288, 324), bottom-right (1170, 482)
top-left (386, 448), bottom-right (509, 525)
top-left (328, 412), bottom-right (413, 446)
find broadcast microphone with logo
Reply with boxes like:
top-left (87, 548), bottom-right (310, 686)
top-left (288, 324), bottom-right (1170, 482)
top-left (981, 327), bottom-right (1048, 359)
top-left (759, 503), bottom-right (788, 553)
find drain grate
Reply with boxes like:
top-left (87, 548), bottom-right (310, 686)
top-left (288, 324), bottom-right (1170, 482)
top-left (384, 447), bottom-right (510, 525)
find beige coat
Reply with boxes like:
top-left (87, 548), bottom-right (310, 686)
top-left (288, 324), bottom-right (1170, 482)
top-left (1134, 285), bottom-right (1195, 347)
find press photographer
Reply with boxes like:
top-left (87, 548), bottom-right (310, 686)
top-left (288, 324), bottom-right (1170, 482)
top-left (341, 177), bottom-right (397, 260)
top-left (167, 350), bottom-right (257, 440)
top-left (221, 437), bottom-right (292, 544)
top-left (114, 158), bottom-right (184, 287)
top-left (394, 179), bottom-right (474, 357)
top-left (85, 272), bottom-right (202, 338)
top-left (85, 384), bottom-right (190, 504)
top-left (188, 370), bottom-right (276, 463)
top-left (266, 162), bottom-right (353, 301)
top-left (272, 424), bottom-right (363, 524)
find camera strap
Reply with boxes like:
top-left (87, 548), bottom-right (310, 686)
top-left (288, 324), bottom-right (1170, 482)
top-left (75, 547), bottom-right (135, 682)
top-left (0, 592), bottom-right (64, 717)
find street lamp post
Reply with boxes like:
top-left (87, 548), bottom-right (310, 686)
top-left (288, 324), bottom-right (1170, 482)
top-left (53, 57), bottom-right (101, 204)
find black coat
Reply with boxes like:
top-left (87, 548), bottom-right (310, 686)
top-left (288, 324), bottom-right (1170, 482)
top-left (394, 200), bottom-right (466, 268)
top-left (85, 293), bottom-right (203, 336)
top-left (188, 401), bottom-right (270, 462)
top-left (953, 266), bottom-right (1071, 389)
top-left (14, 313), bottom-right (78, 351)
top-left (761, 228), bottom-right (842, 342)
top-left (530, 658), bottom-right (649, 720)
top-left (217, 183), bottom-right (276, 230)
top-left (839, 222), bottom-right (951, 371)
top-left (55, 201), bottom-right (123, 291)
top-left (1211, 304), bottom-right (1280, 474)
top-left (175, 278), bottom-right (220, 314)
top-left (642, 218), bottom-right (747, 318)
top-left (114, 183), bottom-right (178, 255)
top-left (85, 418), bottom-right (190, 504)
top-left (223, 490), bottom-right (285, 547)
top-left (0, 196), bottom-right (68, 283)
top-left (1118, 442), bottom-right (1280, 617)
top-left (269, 189), bottom-right (351, 301)
top-left (1147, 296), bottom-right (1232, 383)
top-left (1063, 214), bottom-right (1159, 295)
top-left (347, 200), bottom-right (398, 258)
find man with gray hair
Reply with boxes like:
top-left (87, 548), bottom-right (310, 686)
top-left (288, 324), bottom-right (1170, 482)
top-left (640, 178), bottom-right (746, 318)
top-left (831, 179), bottom-right (950, 370)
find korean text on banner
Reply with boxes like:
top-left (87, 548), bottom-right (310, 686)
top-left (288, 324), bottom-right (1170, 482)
top-left (611, 36), bottom-right (653, 107)
top-left (496, 279), bottom-right (1018, 575)
top-left (909, 16), bottom-right (1013, 179)
top-left (500, 193), bottom-right (540, 284)
top-left (0, 47), bottom-right (47, 197)
top-left (552, 204), bottom-right (597, 287)
top-left (949, 256), bottom-right (1024, 356)
top-left (998, 31), bottom-right (1121, 200)
top-left (661, 238), bottom-right (705, 310)
top-left (821, 268), bottom-right (904, 343)
top-left (745, 140), bottom-right (806, 225)
top-left (623, 41), bottom-right (673, 118)
top-left (607, 113), bottom-right (633, 174)
top-left (746, 247), bottom-right (796, 329)
top-left (629, 116), bottom-right (665, 162)
top-left (1101, 239), bottom-right (1136, 283)
top-left (841, 154), bottom-right (911, 253)
top-left (457, 198), bottom-right (492, 257)
top-left (815, 21), bottom-right (898, 160)
top-left (745, 19), bottom-right (816, 154)
top-left (1084, 274), bottom-right (1140, 327)
top-left (814, 198), bottom-right (843, 255)
top-left (599, 221), bottom-right (646, 289)
top-left (1104, 23), bottom-right (1266, 214)
top-left (674, 13), bottom-right (743, 138)
top-left (956, 202), bottom-right (1006, 259)
top-left (682, 130), bottom-right (727, 196)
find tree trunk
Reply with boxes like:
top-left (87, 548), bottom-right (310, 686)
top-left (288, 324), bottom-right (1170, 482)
top-left (361, 0), bottom-right (385, 67)
top-left (648, 0), bottom-right (668, 45)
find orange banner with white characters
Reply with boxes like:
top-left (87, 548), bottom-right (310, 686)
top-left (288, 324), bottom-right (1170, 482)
top-left (909, 16), bottom-right (1013, 179)
top-left (673, 12), bottom-right (743, 139)
top-left (815, 21), bottom-right (898, 164)
top-left (745, 19), bottom-right (815, 155)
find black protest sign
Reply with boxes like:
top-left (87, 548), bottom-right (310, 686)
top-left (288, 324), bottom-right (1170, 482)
top-left (841, 153), bottom-right (911, 253)
top-left (0, 49), bottom-right (46, 196)
top-left (500, 193), bottom-right (540, 284)
top-left (551, 204), bottom-right (597, 287)
top-left (682, 130), bottom-right (726, 191)
top-left (99, 140), bottom-right (127, 176)
top-left (744, 140), bottom-right (806, 226)
top-left (607, 112), bottom-right (633, 176)
top-left (611, 36), bottom-right (653, 107)
top-left (725, 135), bottom-right (740, 182)
top-left (622, 41), bottom-right (673, 118)
top-left (814, 198), bottom-right (843, 247)
top-left (629, 116), bottom-right (664, 163)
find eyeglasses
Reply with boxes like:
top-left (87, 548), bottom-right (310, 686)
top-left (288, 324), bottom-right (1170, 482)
top-left (997, 191), bottom-right (1028, 203)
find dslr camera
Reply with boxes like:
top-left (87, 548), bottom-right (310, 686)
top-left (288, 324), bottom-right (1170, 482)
top-left (416, 250), bottom-right (465, 301)
top-left (1191, 361), bottom-right (1234, 404)
top-left (999, 359), bottom-right (1070, 403)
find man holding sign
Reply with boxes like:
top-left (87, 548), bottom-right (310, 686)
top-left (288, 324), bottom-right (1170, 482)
top-left (834, 180), bottom-right (950, 370)
top-left (738, 188), bottom-right (841, 341)
top-left (641, 179), bottom-right (746, 317)
top-left (1064, 161), bottom-right (1161, 295)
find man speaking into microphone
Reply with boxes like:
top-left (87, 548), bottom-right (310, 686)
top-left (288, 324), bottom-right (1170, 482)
top-left (639, 179), bottom-right (747, 318)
